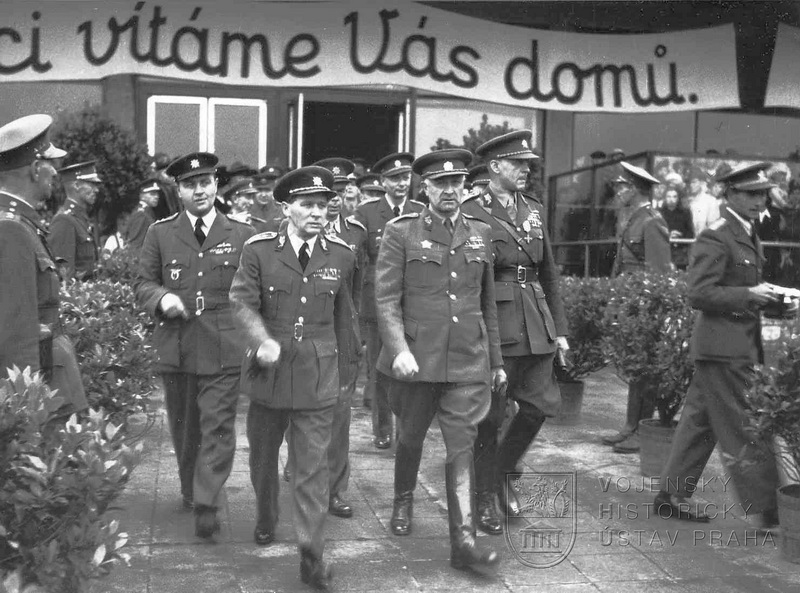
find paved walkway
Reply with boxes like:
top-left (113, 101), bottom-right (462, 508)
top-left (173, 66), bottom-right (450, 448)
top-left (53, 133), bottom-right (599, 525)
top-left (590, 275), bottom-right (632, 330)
top-left (92, 370), bottom-right (800, 593)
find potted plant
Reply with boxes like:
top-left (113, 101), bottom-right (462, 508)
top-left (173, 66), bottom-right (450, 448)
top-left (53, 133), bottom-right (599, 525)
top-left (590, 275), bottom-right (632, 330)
top-left (603, 270), bottom-right (695, 476)
top-left (551, 276), bottom-right (612, 425)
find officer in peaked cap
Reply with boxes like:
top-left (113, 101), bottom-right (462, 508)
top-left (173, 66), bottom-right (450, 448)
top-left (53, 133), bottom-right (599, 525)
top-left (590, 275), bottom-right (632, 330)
top-left (465, 164), bottom-right (490, 196)
top-left (0, 113), bottom-right (88, 416)
top-left (655, 161), bottom-right (790, 530)
top-left (135, 150), bottom-right (255, 539)
top-left (224, 178), bottom-right (259, 224)
top-left (461, 130), bottom-right (569, 533)
top-left (250, 170), bottom-right (284, 233)
top-left (314, 157), bottom-right (355, 194)
top-left (49, 161), bottom-right (103, 280)
top-left (375, 148), bottom-right (504, 570)
top-left (229, 164), bottom-right (357, 590)
top-left (125, 178), bottom-right (162, 251)
top-left (259, 164), bottom-right (284, 179)
top-left (356, 173), bottom-right (387, 200)
top-left (354, 151), bottom-right (424, 445)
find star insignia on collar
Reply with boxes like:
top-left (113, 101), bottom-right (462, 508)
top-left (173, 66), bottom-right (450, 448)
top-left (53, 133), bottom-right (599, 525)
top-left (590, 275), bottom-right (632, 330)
top-left (190, 159), bottom-right (200, 169)
top-left (394, 159), bottom-right (402, 167)
top-left (443, 161), bottom-right (453, 171)
top-left (421, 239), bottom-right (433, 249)
top-left (483, 194), bottom-right (492, 205)
top-left (332, 167), bottom-right (340, 175)
top-left (521, 139), bottom-right (529, 148)
top-left (313, 176), bottom-right (323, 186)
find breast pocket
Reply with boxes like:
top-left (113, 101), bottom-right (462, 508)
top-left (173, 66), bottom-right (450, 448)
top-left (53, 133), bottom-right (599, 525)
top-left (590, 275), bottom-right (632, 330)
top-left (314, 279), bottom-right (339, 317)
top-left (210, 255), bottom-right (239, 289)
top-left (36, 255), bottom-right (60, 307)
top-left (734, 254), bottom-right (758, 286)
top-left (263, 276), bottom-right (292, 318)
top-left (464, 250), bottom-right (486, 287)
top-left (405, 249), bottom-right (443, 287)
top-left (163, 258), bottom-right (189, 290)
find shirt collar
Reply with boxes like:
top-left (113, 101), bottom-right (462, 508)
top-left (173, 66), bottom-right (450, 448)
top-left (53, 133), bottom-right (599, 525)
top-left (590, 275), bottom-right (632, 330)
top-left (185, 208), bottom-right (217, 231)
top-left (726, 206), bottom-right (753, 235)
top-left (385, 196), bottom-right (407, 212)
top-left (428, 208), bottom-right (460, 225)
top-left (288, 231), bottom-right (318, 256)
top-left (325, 216), bottom-right (340, 234)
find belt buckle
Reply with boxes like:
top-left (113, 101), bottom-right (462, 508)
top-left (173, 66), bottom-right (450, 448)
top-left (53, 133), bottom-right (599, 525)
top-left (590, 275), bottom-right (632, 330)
top-left (516, 265), bottom-right (527, 283)
top-left (195, 295), bottom-right (205, 314)
top-left (293, 322), bottom-right (304, 341)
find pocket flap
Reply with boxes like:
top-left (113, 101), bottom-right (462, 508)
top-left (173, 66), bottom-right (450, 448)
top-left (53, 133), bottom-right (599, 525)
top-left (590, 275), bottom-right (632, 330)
top-left (404, 317), bottom-right (418, 340)
top-left (266, 275), bottom-right (292, 294)
top-left (407, 249), bottom-right (443, 265)
top-left (465, 251), bottom-right (486, 263)
top-left (491, 230), bottom-right (507, 242)
top-left (36, 254), bottom-right (56, 272)
top-left (495, 282), bottom-right (514, 302)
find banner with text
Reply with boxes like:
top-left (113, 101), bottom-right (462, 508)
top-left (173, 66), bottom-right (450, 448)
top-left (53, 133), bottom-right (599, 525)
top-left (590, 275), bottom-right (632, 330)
top-left (0, 2), bottom-right (740, 112)
top-left (765, 24), bottom-right (800, 109)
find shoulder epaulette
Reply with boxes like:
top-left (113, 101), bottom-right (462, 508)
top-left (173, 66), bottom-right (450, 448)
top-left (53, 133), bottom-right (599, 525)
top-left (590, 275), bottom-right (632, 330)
top-left (461, 192), bottom-right (481, 204)
top-left (0, 211), bottom-right (19, 221)
top-left (391, 212), bottom-right (420, 223)
top-left (250, 216), bottom-right (267, 224)
top-left (358, 197), bottom-right (381, 206)
top-left (246, 231), bottom-right (278, 245)
top-left (519, 192), bottom-right (543, 205)
top-left (226, 214), bottom-right (254, 226)
top-left (153, 212), bottom-right (180, 225)
top-left (345, 216), bottom-right (366, 232)
top-left (708, 218), bottom-right (727, 231)
top-left (410, 199), bottom-right (425, 206)
top-left (326, 233), bottom-right (353, 250)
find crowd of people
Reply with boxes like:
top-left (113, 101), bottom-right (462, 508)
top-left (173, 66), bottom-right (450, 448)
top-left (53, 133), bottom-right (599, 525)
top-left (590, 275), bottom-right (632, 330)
top-left (1, 111), bottom-right (796, 591)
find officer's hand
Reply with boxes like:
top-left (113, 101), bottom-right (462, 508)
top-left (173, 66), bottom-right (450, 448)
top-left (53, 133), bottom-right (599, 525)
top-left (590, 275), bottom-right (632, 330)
top-left (491, 367), bottom-right (508, 394)
top-left (392, 350), bottom-right (419, 380)
top-left (256, 339), bottom-right (281, 366)
top-left (748, 283), bottom-right (781, 307)
top-left (555, 336), bottom-right (570, 352)
top-left (159, 293), bottom-right (188, 319)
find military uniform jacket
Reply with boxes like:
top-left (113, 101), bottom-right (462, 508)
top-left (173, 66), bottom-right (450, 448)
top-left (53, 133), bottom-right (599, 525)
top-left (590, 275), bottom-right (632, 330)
top-left (250, 201), bottom-right (284, 234)
top-left (616, 204), bottom-right (671, 274)
top-left (375, 208), bottom-right (502, 383)
top-left (229, 231), bottom-right (356, 409)
top-left (49, 199), bottom-right (98, 279)
top-left (125, 204), bottom-right (156, 250)
top-left (135, 210), bottom-right (256, 374)
top-left (462, 189), bottom-right (567, 356)
top-left (688, 208), bottom-right (766, 364)
top-left (0, 191), bottom-right (87, 411)
top-left (353, 196), bottom-right (425, 322)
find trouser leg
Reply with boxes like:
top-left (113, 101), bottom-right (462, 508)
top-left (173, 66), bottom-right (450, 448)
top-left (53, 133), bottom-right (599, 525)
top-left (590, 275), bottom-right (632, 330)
top-left (247, 402), bottom-right (289, 533)
top-left (161, 372), bottom-right (201, 504)
top-left (328, 379), bottom-right (353, 497)
top-left (366, 321), bottom-right (392, 440)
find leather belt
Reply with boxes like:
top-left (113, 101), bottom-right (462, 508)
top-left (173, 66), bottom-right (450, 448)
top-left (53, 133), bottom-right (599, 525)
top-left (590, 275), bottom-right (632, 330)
top-left (189, 298), bottom-right (231, 315)
top-left (495, 266), bottom-right (537, 283)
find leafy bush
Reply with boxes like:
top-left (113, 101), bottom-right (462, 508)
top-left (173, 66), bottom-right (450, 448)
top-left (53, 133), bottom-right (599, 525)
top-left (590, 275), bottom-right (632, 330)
top-left (94, 245), bottom-right (141, 286)
top-left (0, 368), bottom-right (141, 593)
top-left (59, 279), bottom-right (157, 422)
top-left (557, 275), bottom-right (612, 381)
top-left (603, 271), bottom-right (695, 425)
top-left (50, 105), bottom-right (153, 237)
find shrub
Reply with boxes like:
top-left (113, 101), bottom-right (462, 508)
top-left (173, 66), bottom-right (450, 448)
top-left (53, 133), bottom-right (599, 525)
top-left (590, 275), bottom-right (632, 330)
top-left (603, 271), bottom-right (695, 425)
top-left (0, 368), bottom-right (141, 593)
top-left (59, 279), bottom-right (157, 422)
top-left (94, 245), bottom-right (142, 286)
top-left (557, 275), bottom-right (611, 381)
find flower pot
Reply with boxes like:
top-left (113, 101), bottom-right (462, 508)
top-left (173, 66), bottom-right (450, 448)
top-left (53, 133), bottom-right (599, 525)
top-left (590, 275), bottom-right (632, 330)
top-left (778, 484), bottom-right (800, 564)
top-left (550, 380), bottom-right (585, 426)
top-left (638, 418), bottom-right (676, 478)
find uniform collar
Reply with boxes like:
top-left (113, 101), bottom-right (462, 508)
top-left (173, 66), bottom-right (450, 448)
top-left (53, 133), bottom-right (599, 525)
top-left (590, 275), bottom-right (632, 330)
top-left (325, 216), bottom-right (341, 234)
top-left (725, 206), bottom-right (753, 236)
top-left (384, 196), bottom-right (407, 212)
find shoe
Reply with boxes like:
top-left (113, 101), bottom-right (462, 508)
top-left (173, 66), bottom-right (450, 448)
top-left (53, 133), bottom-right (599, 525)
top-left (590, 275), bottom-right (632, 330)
top-left (181, 495), bottom-right (194, 511)
top-left (450, 541), bottom-right (500, 572)
top-left (476, 492), bottom-right (503, 535)
top-left (654, 491), bottom-right (710, 523)
top-left (497, 478), bottom-right (521, 517)
top-left (254, 527), bottom-right (275, 546)
top-left (390, 491), bottom-right (413, 536)
top-left (283, 465), bottom-right (291, 482)
top-left (329, 495), bottom-right (354, 518)
top-left (194, 506), bottom-right (220, 539)
top-left (374, 435), bottom-right (391, 449)
top-left (300, 555), bottom-right (333, 590)
top-left (601, 429), bottom-right (633, 446)
top-left (612, 433), bottom-right (640, 454)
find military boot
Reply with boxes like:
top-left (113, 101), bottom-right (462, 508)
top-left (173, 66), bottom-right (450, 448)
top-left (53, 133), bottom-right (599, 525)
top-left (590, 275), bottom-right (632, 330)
top-left (391, 442), bottom-right (422, 536)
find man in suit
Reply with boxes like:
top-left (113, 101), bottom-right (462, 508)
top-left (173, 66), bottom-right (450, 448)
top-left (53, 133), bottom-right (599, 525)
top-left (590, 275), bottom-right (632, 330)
top-left (49, 161), bottom-right (102, 280)
top-left (376, 149), bottom-right (505, 571)
top-left (229, 165), bottom-right (355, 590)
top-left (460, 131), bottom-right (569, 533)
top-left (354, 152), bottom-right (425, 448)
top-left (135, 152), bottom-right (255, 538)
top-left (125, 179), bottom-right (160, 251)
top-left (654, 163), bottom-right (790, 531)
top-left (0, 114), bottom-right (88, 416)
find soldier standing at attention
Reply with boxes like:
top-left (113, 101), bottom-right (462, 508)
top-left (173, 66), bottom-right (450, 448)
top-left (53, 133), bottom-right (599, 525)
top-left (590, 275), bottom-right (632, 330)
top-left (462, 131), bottom-right (569, 529)
top-left (602, 162), bottom-right (672, 455)
top-left (49, 161), bottom-right (102, 280)
top-left (229, 166), bottom-right (356, 590)
top-left (354, 152), bottom-right (425, 447)
top-left (376, 149), bottom-right (506, 571)
top-left (125, 179), bottom-right (161, 251)
top-left (0, 114), bottom-right (88, 416)
top-left (135, 152), bottom-right (255, 538)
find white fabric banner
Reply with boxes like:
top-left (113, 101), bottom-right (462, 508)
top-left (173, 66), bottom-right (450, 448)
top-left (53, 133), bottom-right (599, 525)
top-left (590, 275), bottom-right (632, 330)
top-left (0, 1), bottom-right (740, 113)
top-left (765, 23), bottom-right (800, 109)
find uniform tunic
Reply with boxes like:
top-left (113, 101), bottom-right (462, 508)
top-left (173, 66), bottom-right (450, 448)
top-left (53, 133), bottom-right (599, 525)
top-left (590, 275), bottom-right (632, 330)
top-left (615, 203), bottom-right (671, 274)
top-left (662, 208), bottom-right (779, 513)
top-left (125, 203), bottom-right (157, 250)
top-left (49, 199), bottom-right (99, 280)
top-left (0, 191), bottom-right (87, 413)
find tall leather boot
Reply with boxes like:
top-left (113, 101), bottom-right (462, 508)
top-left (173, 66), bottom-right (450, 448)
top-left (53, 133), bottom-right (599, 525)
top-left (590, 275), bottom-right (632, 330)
top-left (601, 379), bottom-right (645, 445)
top-left (613, 383), bottom-right (657, 453)
top-left (496, 411), bottom-right (545, 517)
top-left (446, 453), bottom-right (499, 572)
top-left (391, 443), bottom-right (422, 536)
top-left (474, 419), bottom-right (502, 535)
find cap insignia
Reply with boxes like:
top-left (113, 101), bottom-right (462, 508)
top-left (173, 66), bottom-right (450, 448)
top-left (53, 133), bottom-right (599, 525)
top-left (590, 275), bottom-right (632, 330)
top-left (394, 159), bottom-right (402, 167)
top-left (756, 170), bottom-right (768, 183)
top-left (190, 159), bottom-right (200, 169)
top-left (332, 167), bottom-right (341, 175)
top-left (443, 161), bottom-right (454, 171)
top-left (521, 139), bottom-right (529, 148)
top-left (313, 176), bottom-right (323, 186)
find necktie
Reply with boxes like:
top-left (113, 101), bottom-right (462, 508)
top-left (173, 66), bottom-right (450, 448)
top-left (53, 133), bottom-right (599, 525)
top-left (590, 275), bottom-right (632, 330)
top-left (194, 218), bottom-right (206, 246)
top-left (326, 220), bottom-right (337, 235)
top-left (299, 242), bottom-right (310, 270)
top-left (444, 218), bottom-right (455, 236)
top-left (393, 205), bottom-right (400, 218)
top-left (506, 197), bottom-right (518, 222)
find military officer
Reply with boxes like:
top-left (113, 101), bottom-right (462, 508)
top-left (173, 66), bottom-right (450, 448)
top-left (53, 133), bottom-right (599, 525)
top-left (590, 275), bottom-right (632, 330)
top-left (125, 178), bottom-right (161, 250)
top-left (464, 164), bottom-right (490, 198)
top-left (224, 178), bottom-right (259, 224)
top-left (0, 114), bottom-right (88, 416)
top-left (250, 167), bottom-right (284, 233)
top-left (49, 161), bottom-right (102, 280)
top-left (655, 163), bottom-right (790, 531)
top-left (354, 152), bottom-right (425, 448)
top-left (229, 166), bottom-right (356, 591)
top-left (461, 131), bottom-right (569, 530)
top-left (356, 173), bottom-right (386, 203)
top-left (135, 152), bottom-right (255, 538)
top-left (376, 149), bottom-right (505, 571)
top-left (602, 162), bottom-right (672, 454)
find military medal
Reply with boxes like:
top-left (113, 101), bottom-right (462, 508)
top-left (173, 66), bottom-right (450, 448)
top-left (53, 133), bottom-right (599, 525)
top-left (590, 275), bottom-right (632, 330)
top-left (522, 220), bottom-right (531, 233)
